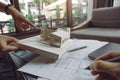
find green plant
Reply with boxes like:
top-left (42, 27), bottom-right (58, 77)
top-left (7, 18), bottom-right (15, 33)
top-left (62, 11), bottom-right (67, 26)
top-left (63, 10), bottom-right (67, 18)
top-left (55, 5), bottom-right (61, 18)
top-left (44, 0), bottom-right (57, 5)
top-left (33, 0), bottom-right (41, 15)
top-left (27, 9), bottom-right (33, 21)
top-left (74, 3), bottom-right (83, 17)
top-left (55, 5), bottom-right (61, 26)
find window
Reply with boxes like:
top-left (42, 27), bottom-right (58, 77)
top-left (72, 0), bottom-right (93, 27)
top-left (19, 0), bottom-right (93, 29)
top-left (0, 0), bottom-right (16, 34)
top-left (19, 0), bottom-right (68, 29)
top-left (43, 0), bottom-right (67, 28)
top-left (113, 0), bottom-right (120, 7)
top-left (72, 0), bottom-right (88, 26)
top-left (0, 0), bottom-right (93, 36)
top-left (19, 0), bottom-right (39, 31)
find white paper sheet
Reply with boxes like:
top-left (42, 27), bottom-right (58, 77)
top-left (18, 39), bottom-right (109, 80)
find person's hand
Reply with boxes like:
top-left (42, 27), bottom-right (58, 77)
top-left (0, 35), bottom-right (19, 53)
top-left (8, 6), bottom-right (38, 31)
top-left (90, 51), bottom-right (120, 80)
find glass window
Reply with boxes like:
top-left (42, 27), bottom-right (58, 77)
top-left (19, 0), bottom-right (36, 31)
top-left (19, 0), bottom-right (67, 29)
top-left (0, 0), bottom-right (93, 35)
top-left (18, 0), bottom-right (93, 29)
top-left (43, 0), bottom-right (67, 28)
top-left (113, 0), bottom-right (120, 7)
top-left (72, 0), bottom-right (88, 26)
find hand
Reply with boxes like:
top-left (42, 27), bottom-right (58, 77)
top-left (90, 51), bottom-right (120, 80)
top-left (8, 6), bottom-right (38, 31)
top-left (0, 35), bottom-right (19, 53)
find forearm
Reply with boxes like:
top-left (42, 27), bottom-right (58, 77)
top-left (0, 2), bottom-right (37, 30)
top-left (0, 2), bottom-right (19, 15)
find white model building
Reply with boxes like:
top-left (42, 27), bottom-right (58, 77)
top-left (41, 28), bottom-right (70, 47)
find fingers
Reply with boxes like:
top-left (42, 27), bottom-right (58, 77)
top-left (10, 7), bottom-right (38, 30)
top-left (90, 60), bottom-right (120, 74)
top-left (27, 21), bottom-right (39, 29)
top-left (1, 42), bottom-right (18, 51)
top-left (20, 14), bottom-right (38, 29)
top-left (95, 51), bottom-right (120, 60)
top-left (0, 35), bottom-right (19, 51)
top-left (91, 71), bottom-right (99, 75)
top-left (90, 60), bottom-right (120, 80)
top-left (14, 19), bottom-right (29, 31)
top-left (0, 35), bottom-right (18, 42)
top-left (95, 73), bottom-right (117, 80)
top-left (6, 36), bottom-right (18, 42)
top-left (13, 16), bottom-right (38, 30)
top-left (19, 21), bottom-right (38, 30)
top-left (21, 22), bottom-right (29, 29)
top-left (90, 51), bottom-right (120, 80)
top-left (20, 17), bottom-right (38, 29)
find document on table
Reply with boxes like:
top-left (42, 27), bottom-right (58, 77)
top-left (18, 39), bottom-right (109, 80)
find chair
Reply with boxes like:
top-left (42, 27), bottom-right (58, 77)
top-left (71, 6), bottom-right (120, 43)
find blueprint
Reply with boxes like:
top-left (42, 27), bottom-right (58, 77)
top-left (18, 39), bottom-right (109, 80)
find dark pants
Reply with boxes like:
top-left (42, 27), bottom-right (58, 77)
top-left (0, 54), bottom-right (22, 80)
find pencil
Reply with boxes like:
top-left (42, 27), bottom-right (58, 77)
top-left (68, 46), bottom-right (87, 52)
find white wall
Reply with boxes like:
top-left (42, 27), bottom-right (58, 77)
top-left (113, 0), bottom-right (120, 7)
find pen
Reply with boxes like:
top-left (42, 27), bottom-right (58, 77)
top-left (85, 56), bottom-right (120, 70)
top-left (68, 46), bottom-right (87, 52)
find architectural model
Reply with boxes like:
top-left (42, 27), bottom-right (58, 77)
top-left (17, 27), bottom-right (72, 60)
top-left (41, 27), bottom-right (70, 47)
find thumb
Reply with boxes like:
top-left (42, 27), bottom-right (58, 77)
top-left (90, 60), bottom-right (118, 74)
